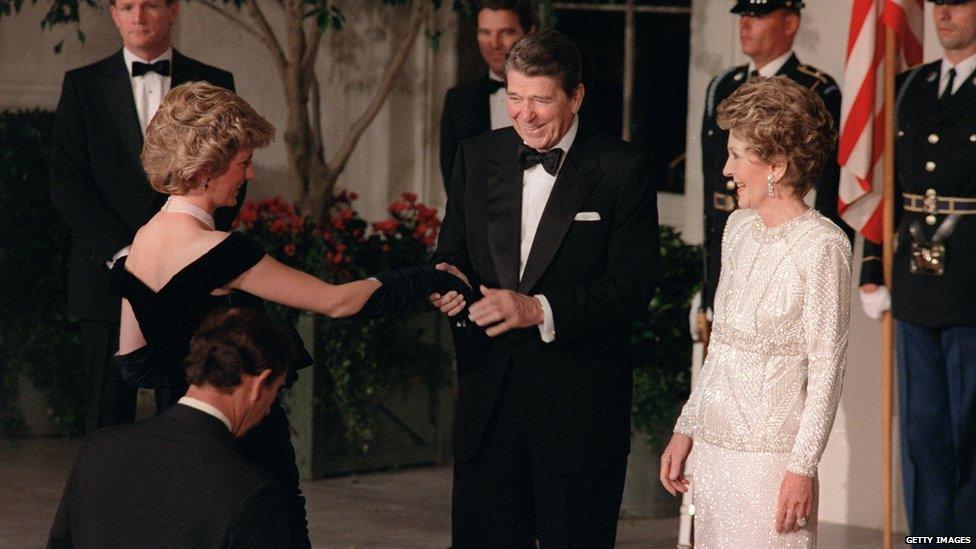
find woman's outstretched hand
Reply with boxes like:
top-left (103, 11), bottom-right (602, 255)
top-left (659, 432), bottom-right (693, 496)
top-left (775, 471), bottom-right (813, 534)
top-left (429, 262), bottom-right (470, 317)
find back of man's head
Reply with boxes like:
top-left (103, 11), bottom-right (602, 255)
top-left (185, 306), bottom-right (295, 389)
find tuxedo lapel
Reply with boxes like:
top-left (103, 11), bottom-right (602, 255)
top-left (100, 50), bottom-right (144, 174)
top-left (517, 133), bottom-right (601, 294)
top-left (485, 151), bottom-right (523, 291)
top-left (171, 49), bottom-right (196, 87)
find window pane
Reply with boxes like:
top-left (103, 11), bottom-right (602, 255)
top-left (633, 12), bottom-right (690, 193)
top-left (553, 10), bottom-right (624, 139)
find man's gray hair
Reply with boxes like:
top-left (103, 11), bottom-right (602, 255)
top-left (504, 30), bottom-right (582, 95)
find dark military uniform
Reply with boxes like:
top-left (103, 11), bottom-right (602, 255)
top-left (860, 59), bottom-right (976, 538)
top-left (700, 53), bottom-right (851, 309)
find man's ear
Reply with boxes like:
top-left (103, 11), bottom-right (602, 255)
top-left (571, 83), bottom-right (585, 114)
top-left (248, 369), bottom-right (274, 401)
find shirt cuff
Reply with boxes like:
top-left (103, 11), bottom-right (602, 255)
top-left (534, 294), bottom-right (555, 343)
top-left (105, 245), bottom-right (131, 269)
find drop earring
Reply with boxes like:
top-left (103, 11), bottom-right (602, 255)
top-left (767, 173), bottom-right (775, 197)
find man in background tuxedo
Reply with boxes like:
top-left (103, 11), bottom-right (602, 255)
top-left (431, 31), bottom-right (659, 547)
top-left (50, 0), bottom-right (238, 431)
top-left (439, 0), bottom-right (535, 192)
top-left (48, 307), bottom-right (295, 548)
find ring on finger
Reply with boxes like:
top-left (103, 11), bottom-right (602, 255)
top-left (796, 516), bottom-right (807, 528)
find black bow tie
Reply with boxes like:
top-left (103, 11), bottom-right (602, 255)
top-left (518, 145), bottom-right (563, 176)
top-left (132, 60), bottom-right (171, 77)
top-left (486, 79), bottom-right (505, 93)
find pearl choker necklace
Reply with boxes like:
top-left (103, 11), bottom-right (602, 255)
top-left (161, 196), bottom-right (215, 230)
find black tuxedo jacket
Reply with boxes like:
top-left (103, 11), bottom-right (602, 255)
top-left (47, 404), bottom-right (290, 548)
top-left (440, 78), bottom-right (498, 192)
top-left (433, 124), bottom-right (660, 469)
top-left (50, 49), bottom-right (237, 323)
top-left (860, 60), bottom-right (976, 327)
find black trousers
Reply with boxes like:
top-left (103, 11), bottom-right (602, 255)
top-left (80, 321), bottom-right (136, 433)
top-left (452, 369), bottom-right (628, 548)
top-left (897, 322), bottom-right (976, 539)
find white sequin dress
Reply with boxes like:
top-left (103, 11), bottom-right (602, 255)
top-left (674, 208), bottom-right (851, 548)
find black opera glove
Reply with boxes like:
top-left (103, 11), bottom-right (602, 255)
top-left (114, 345), bottom-right (166, 389)
top-left (359, 266), bottom-right (479, 318)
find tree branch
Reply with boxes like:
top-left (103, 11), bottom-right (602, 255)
top-left (310, 71), bottom-right (324, 164)
top-left (244, 0), bottom-right (289, 74)
top-left (194, 0), bottom-right (263, 43)
top-left (325, 0), bottom-right (428, 179)
top-left (300, 0), bottom-right (331, 72)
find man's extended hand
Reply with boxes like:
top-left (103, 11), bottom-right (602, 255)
top-left (468, 285), bottom-right (544, 337)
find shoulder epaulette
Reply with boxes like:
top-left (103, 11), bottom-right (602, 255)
top-left (796, 64), bottom-right (830, 90)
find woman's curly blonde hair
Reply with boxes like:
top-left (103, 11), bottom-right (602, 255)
top-left (716, 75), bottom-right (836, 196)
top-left (142, 82), bottom-right (275, 194)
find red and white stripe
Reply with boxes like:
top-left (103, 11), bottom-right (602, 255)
top-left (838, 0), bottom-right (923, 244)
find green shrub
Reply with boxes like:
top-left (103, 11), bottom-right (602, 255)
top-left (0, 109), bottom-right (86, 438)
top-left (631, 226), bottom-right (701, 450)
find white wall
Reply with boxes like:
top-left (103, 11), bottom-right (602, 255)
top-left (683, 0), bottom-right (949, 532)
top-left (0, 1), bottom-right (457, 220)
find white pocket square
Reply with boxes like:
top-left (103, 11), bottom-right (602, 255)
top-left (573, 211), bottom-right (601, 221)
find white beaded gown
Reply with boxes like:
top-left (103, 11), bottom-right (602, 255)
top-left (674, 208), bottom-right (852, 548)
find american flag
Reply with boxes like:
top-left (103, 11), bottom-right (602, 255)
top-left (838, 0), bottom-right (924, 244)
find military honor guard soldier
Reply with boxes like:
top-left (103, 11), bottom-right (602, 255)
top-left (859, 0), bottom-right (976, 539)
top-left (696, 0), bottom-right (853, 319)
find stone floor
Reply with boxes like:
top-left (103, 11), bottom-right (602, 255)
top-left (1, 438), bottom-right (904, 548)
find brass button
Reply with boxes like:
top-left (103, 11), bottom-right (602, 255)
top-left (707, 129), bottom-right (714, 137)
top-left (726, 180), bottom-right (736, 190)
top-left (897, 130), bottom-right (905, 137)
top-left (925, 161), bottom-right (936, 172)
top-left (970, 134), bottom-right (976, 142)
top-left (928, 133), bottom-right (939, 144)
top-left (926, 214), bottom-right (937, 226)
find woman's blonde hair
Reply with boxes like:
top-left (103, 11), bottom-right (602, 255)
top-left (142, 82), bottom-right (275, 194)
top-left (716, 76), bottom-right (836, 196)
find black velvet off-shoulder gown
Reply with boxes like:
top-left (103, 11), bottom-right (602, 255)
top-left (110, 231), bottom-right (477, 548)
top-left (111, 232), bottom-right (313, 548)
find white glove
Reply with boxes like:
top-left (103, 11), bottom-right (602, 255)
top-left (859, 285), bottom-right (891, 320)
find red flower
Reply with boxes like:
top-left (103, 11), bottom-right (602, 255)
top-left (283, 244), bottom-right (296, 257)
top-left (401, 192), bottom-right (418, 203)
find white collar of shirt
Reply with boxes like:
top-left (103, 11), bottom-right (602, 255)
top-left (123, 47), bottom-right (173, 135)
top-left (178, 396), bottom-right (232, 431)
top-left (749, 50), bottom-right (794, 78)
top-left (488, 70), bottom-right (511, 130)
top-left (940, 52), bottom-right (976, 96)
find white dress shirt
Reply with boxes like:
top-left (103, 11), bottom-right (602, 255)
top-left (748, 49), bottom-right (794, 78)
top-left (520, 115), bottom-right (579, 343)
top-left (178, 396), bottom-right (232, 431)
top-left (940, 52), bottom-right (976, 97)
top-left (122, 47), bottom-right (173, 135)
top-left (488, 70), bottom-right (512, 130)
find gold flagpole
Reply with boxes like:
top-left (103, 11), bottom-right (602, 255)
top-left (882, 26), bottom-right (897, 549)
